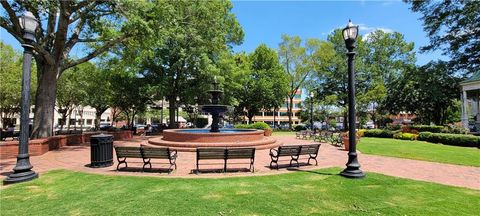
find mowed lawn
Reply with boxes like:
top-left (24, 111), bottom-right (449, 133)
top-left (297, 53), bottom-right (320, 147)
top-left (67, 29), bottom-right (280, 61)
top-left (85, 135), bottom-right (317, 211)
top-left (358, 137), bottom-right (480, 167)
top-left (2, 168), bottom-right (479, 215)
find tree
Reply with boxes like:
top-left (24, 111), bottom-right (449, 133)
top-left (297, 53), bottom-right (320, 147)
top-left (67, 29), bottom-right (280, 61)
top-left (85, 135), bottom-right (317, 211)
top-left (0, 41), bottom-right (36, 128)
top-left (406, 0), bottom-right (480, 74)
top-left (122, 0), bottom-right (244, 128)
top-left (384, 61), bottom-right (462, 125)
top-left (278, 35), bottom-right (311, 130)
top-left (310, 30), bottom-right (368, 130)
top-left (236, 44), bottom-right (288, 123)
top-left (361, 30), bottom-right (416, 127)
top-left (56, 64), bottom-right (88, 131)
top-left (1, 1), bottom-right (154, 137)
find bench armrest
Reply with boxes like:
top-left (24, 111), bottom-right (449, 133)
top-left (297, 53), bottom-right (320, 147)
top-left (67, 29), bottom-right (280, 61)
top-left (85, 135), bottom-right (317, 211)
top-left (269, 148), bottom-right (278, 157)
top-left (170, 150), bottom-right (178, 159)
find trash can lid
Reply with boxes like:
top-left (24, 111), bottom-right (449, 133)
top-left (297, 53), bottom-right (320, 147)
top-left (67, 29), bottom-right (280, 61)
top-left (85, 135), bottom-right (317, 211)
top-left (91, 133), bottom-right (113, 138)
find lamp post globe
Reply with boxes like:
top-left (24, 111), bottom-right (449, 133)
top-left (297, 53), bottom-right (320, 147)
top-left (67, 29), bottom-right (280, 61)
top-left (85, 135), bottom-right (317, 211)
top-left (340, 19), bottom-right (365, 179)
top-left (4, 11), bottom-right (39, 185)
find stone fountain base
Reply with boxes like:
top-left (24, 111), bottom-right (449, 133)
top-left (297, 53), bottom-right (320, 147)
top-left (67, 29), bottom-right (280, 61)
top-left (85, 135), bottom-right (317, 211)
top-left (148, 129), bottom-right (282, 152)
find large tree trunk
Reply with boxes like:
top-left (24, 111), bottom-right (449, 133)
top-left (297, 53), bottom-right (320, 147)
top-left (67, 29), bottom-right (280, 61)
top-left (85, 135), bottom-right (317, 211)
top-left (31, 63), bottom-right (58, 138)
top-left (343, 111), bottom-right (348, 131)
top-left (95, 112), bottom-right (103, 131)
top-left (288, 97), bottom-right (294, 130)
top-left (168, 97), bottom-right (176, 129)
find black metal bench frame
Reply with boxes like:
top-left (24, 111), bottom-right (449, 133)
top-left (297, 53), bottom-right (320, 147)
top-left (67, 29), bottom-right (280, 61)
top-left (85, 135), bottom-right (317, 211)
top-left (0, 131), bottom-right (19, 141)
top-left (196, 148), bottom-right (255, 173)
top-left (114, 146), bottom-right (177, 173)
top-left (269, 144), bottom-right (321, 169)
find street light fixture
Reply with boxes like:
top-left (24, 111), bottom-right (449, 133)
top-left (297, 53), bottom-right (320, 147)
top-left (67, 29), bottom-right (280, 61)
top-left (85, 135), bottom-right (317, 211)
top-left (340, 20), bottom-right (365, 179)
top-left (310, 92), bottom-right (314, 131)
top-left (4, 11), bottom-right (39, 184)
top-left (176, 96), bottom-right (180, 128)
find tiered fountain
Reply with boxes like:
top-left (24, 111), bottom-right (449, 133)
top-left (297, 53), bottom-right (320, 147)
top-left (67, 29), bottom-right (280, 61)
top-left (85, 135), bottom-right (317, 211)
top-left (148, 79), bottom-right (281, 151)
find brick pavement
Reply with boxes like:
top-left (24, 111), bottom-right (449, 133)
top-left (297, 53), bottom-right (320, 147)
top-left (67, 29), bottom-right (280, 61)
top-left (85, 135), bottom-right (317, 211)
top-left (1, 135), bottom-right (479, 190)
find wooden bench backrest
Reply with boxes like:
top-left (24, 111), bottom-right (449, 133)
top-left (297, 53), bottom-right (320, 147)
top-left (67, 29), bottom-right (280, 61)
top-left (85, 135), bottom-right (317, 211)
top-left (227, 148), bottom-right (255, 159)
top-left (197, 148), bottom-right (226, 160)
top-left (115, 146), bottom-right (142, 158)
top-left (299, 144), bottom-right (320, 155)
top-left (277, 146), bottom-right (301, 156)
top-left (142, 147), bottom-right (171, 159)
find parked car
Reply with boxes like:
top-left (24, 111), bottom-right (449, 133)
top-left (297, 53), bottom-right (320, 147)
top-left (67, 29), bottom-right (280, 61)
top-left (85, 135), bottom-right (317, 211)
top-left (99, 123), bottom-right (112, 130)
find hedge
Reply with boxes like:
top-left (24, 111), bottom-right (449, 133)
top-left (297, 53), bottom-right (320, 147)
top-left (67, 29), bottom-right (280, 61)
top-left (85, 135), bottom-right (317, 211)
top-left (363, 129), bottom-right (395, 138)
top-left (418, 132), bottom-right (480, 148)
top-left (293, 124), bottom-right (307, 131)
top-left (393, 132), bottom-right (418, 141)
top-left (234, 122), bottom-right (270, 130)
top-left (408, 125), bottom-right (444, 133)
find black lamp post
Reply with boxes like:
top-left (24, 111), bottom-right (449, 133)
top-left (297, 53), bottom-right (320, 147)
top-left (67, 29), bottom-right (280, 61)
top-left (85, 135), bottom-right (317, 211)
top-left (340, 20), bottom-right (365, 178)
top-left (161, 97), bottom-right (165, 125)
top-left (310, 92), bottom-right (314, 131)
top-left (4, 11), bottom-right (39, 185)
top-left (176, 96), bottom-right (180, 128)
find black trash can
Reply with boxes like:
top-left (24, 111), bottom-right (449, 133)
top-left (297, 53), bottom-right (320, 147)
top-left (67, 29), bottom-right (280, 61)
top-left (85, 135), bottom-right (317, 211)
top-left (90, 134), bottom-right (113, 168)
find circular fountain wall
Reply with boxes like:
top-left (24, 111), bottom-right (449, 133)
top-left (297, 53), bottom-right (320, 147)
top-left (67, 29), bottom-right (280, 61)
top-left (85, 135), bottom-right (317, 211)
top-left (148, 129), bottom-right (281, 152)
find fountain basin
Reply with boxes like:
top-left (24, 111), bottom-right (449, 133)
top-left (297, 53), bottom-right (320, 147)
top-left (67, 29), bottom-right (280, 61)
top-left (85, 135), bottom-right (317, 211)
top-left (148, 129), bottom-right (282, 152)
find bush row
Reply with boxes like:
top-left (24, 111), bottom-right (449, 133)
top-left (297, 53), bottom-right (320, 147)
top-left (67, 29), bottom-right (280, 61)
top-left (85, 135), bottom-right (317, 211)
top-left (363, 129), bottom-right (395, 138)
top-left (393, 132), bottom-right (418, 141)
top-left (417, 132), bottom-right (480, 148)
top-left (406, 125), bottom-right (444, 133)
top-left (234, 122), bottom-right (271, 130)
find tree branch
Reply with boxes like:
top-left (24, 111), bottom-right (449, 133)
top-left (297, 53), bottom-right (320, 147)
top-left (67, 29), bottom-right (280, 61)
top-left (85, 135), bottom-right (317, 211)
top-left (63, 34), bottom-right (128, 70)
top-left (0, 1), bottom-right (22, 37)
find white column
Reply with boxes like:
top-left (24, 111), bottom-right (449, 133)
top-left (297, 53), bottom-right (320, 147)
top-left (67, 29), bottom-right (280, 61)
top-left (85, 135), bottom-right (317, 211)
top-left (462, 90), bottom-right (469, 129)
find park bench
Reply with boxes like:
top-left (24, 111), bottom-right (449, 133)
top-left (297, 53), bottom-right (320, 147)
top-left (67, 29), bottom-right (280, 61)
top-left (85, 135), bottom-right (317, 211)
top-left (114, 145), bottom-right (177, 173)
top-left (196, 147), bottom-right (255, 173)
top-left (269, 144), bottom-right (321, 169)
top-left (0, 131), bottom-right (19, 141)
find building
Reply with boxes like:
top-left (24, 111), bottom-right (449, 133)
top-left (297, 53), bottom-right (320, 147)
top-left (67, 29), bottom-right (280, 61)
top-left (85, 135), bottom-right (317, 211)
top-left (460, 71), bottom-right (480, 131)
top-left (0, 106), bottom-right (112, 132)
top-left (248, 90), bottom-right (303, 126)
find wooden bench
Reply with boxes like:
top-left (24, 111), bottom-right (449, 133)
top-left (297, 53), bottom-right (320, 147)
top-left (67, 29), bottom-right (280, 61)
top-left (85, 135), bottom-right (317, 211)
top-left (196, 148), bottom-right (255, 173)
top-left (141, 146), bottom-right (177, 172)
top-left (114, 146), bottom-right (177, 173)
top-left (269, 144), bottom-right (321, 169)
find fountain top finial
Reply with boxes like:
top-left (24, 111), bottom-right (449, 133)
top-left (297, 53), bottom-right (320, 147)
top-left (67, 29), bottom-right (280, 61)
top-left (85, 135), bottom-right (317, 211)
top-left (213, 76), bottom-right (219, 90)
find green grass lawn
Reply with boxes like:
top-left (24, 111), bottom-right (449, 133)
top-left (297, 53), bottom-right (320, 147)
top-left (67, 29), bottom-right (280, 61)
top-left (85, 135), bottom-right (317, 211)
top-left (359, 137), bottom-right (480, 167)
top-left (2, 168), bottom-right (479, 215)
top-left (272, 131), bottom-right (296, 136)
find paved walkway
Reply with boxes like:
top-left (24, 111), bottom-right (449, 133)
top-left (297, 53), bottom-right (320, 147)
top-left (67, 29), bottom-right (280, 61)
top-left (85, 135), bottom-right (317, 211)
top-left (1, 135), bottom-right (479, 190)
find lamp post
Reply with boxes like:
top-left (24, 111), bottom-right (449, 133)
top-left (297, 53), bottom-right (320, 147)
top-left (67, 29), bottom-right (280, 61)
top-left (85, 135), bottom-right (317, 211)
top-left (340, 20), bottom-right (365, 178)
top-left (176, 96), bottom-right (180, 128)
top-left (4, 11), bottom-right (39, 184)
top-left (161, 97), bottom-right (165, 126)
top-left (310, 92), bottom-right (314, 131)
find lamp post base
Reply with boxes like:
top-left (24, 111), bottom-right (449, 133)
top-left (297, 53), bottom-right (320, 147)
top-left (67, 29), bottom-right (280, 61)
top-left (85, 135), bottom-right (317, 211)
top-left (3, 170), bottom-right (38, 185)
top-left (340, 167), bottom-right (365, 178)
top-left (340, 152), bottom-right (365, 179)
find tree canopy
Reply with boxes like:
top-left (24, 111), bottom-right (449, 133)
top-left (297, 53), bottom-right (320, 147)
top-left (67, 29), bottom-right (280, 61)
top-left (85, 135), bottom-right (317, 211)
top-left (406, 0), bottom-right (480, 74)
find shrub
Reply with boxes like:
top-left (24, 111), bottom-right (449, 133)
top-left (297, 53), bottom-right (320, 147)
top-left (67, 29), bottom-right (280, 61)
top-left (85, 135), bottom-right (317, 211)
top-left (357, 129), bottom-right (367, 137)
top-left (408, 125), bottom-right (444, 133)
top-left (363, 129), bottom-right (395, 138)
top-left (293, 124), bottom-right (307, 131)
top-left (250, 122), bottom-right (270, 130)
top-left (234, 122), bottom-right (271, 130)
top-left (441, 125), bottom-right (469, 134)
top-left (386, 124), bottom-right (401, 130)
top-left (393, 132), bottom-right (418, 140)
top-left (418, 132), bottom-right (480, 148)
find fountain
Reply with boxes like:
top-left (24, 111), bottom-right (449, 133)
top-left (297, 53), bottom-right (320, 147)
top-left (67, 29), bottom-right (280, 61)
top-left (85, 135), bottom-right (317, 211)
top-left (201, 77), bottom-right (228, 132)
top-left (148, 78), bottom-right (281, 151)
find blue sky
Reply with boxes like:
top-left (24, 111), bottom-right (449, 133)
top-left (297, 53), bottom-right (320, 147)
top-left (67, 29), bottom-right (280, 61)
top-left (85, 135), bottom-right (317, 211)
top-left (230, 0), bottom-right (447, 65)
top-left (0, 0), bottom-right (447, 65)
